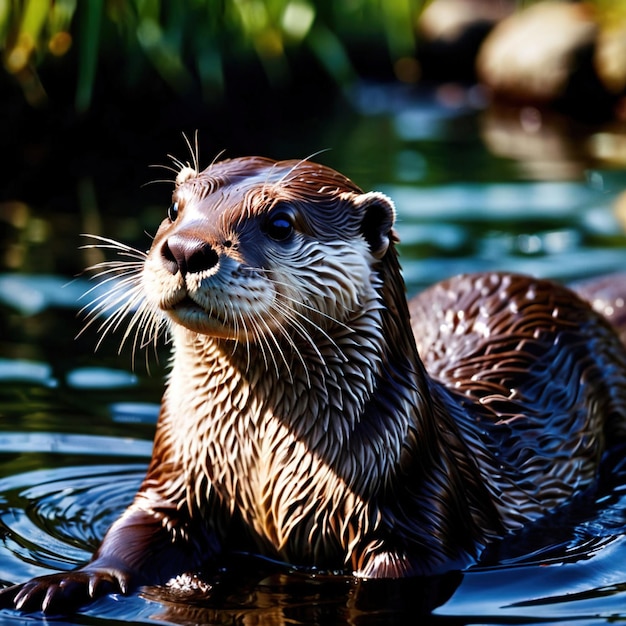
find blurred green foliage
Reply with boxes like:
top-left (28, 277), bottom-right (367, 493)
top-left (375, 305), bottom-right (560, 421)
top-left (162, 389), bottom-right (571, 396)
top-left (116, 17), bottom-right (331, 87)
top-left (0, 0), bottom-right (428, 112)
top-left (594, 0), bottom-right (626, 23)
top-left (3, 0), bottom-right (626, 114)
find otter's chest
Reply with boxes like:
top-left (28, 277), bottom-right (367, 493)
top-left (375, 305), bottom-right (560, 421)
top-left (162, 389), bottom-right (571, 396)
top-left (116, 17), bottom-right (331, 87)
top-left (166, 344), bottom-right (381, 565)
top-left (209, 411), bottom-right (367, 559)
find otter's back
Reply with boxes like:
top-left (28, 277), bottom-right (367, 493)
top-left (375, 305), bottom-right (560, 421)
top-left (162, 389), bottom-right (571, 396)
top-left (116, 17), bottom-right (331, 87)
top-left (408, 272), bottom-right (626, 529)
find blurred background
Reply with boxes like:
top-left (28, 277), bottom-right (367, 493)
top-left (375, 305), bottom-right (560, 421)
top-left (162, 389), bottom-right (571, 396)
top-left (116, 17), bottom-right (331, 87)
top-left (2, 0), bottom-right (626, 279)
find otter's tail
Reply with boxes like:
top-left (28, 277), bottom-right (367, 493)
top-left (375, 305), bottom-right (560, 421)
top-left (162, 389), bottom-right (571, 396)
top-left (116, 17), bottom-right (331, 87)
top-left (571, 273), bottom-right (626, 347)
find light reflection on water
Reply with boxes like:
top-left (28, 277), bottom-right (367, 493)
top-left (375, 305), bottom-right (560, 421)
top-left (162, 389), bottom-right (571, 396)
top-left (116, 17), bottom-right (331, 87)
top-left (0, 93), bottom-right (626, 624)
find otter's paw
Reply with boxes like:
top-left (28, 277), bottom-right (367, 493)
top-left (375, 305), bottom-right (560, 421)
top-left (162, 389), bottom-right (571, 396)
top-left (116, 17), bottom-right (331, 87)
top-left (0, 568), bottom-right (130, 614)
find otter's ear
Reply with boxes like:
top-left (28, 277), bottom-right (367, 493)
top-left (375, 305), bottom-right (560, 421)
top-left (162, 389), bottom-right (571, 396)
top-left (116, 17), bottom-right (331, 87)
top-left (353, 191), bottom-right (396, 259)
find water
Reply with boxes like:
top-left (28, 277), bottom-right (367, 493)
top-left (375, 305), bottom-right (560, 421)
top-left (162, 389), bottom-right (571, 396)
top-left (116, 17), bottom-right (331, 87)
top-left (1, 84), bottom-right (626, 624)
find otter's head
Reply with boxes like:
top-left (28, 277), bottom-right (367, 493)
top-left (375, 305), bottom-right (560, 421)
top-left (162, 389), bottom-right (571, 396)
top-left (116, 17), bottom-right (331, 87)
top-left (142, 156), bottom-right (397, 343)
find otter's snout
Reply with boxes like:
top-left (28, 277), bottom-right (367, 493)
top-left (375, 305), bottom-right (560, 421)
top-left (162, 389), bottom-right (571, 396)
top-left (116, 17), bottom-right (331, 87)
top-left (161, 235), bottom-right (219, 276)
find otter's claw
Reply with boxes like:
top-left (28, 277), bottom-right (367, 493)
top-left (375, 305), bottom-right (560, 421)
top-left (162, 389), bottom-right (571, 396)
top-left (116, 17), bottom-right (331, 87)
top-left (0, 568), bottom-right (130, 614)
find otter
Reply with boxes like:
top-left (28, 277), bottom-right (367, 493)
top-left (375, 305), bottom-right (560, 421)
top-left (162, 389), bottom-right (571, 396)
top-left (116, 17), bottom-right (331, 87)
top-left (1, 156), bottom-right (626, 614)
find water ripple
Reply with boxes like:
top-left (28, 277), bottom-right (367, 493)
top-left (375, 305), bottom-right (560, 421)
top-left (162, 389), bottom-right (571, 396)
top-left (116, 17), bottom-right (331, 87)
top-left (0, 438), bottom-right (146, 586)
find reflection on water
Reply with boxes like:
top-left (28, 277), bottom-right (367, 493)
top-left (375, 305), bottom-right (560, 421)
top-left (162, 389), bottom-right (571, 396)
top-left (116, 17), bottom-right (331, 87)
top-left (1, 436), bottom-right (626, 625)
top-left (0, 459), bottom-right (146, 580)
top-left (1, 91), bottom-right (626, 624)
top-left (390, 178), bottom-right (626, 289)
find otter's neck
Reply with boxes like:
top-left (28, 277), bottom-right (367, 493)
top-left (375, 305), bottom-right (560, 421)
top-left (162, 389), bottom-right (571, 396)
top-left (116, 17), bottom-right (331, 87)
top-left (167, 295), bottom-right (425, 485)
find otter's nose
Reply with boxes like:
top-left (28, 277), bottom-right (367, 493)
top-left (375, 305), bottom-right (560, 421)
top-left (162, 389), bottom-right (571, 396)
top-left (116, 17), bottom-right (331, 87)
top-left (161, 235), bottom-right (219, 276)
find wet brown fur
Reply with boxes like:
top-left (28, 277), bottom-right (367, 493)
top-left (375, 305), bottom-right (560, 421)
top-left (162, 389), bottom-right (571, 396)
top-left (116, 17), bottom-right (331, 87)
top-left (2, 156), bottom-right (626, 614)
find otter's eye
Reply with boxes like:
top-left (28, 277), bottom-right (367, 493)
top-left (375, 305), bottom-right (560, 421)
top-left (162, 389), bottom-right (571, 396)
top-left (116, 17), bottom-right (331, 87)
top-left (168, 202), bottom-right (179, 222)
top-left (265, 212), bottom-right (294, 242)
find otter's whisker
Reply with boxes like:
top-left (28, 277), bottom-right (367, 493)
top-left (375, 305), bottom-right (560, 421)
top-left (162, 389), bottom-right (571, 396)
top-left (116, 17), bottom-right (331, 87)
top-left (120, 303), bottom-right (159, 355)
top-left (271, 294), bottom-right (348, 365)
top-left (227, 301), bottom-right (241, 356)
top-left (81, 266), bottom-right (144, 298)
top-left (80, 271), bottom-right (143, 312)
top-left (134, 308), bottom-right (166, 369)
top-left (276, 149), bottom-right (332, 186)
top-left (244, 312), bottom-right (273, 375)
top-left (148, 163), bottom-right (179, 175)
top-left (117, 307), bottom-right (147, 357)
top-left (234, 309), bottom-right (253, 373)
top-left (209, 149), bottom-right (227, 168)
top-left (252, 269), bottom-right (353, 334)
top-left (268, 301), bottom-right (322, 382)
top-left (84, 261), bottom-right (146, 277)
top-left (277, 329), bottom-right (310, 387)
top-left (122, 302), bottom-right (154, 347)
top-left (182, 131), bottom-right (200, 175)
top-left (76, 234), bottom-right (168, 367)
top-left (251, 313), bottom-right (283, 380)
top-left (146, 307), bottom-right (166, 350)
top-left (79, 282), bottom-right (141, 338)
top-left (142, 177), bottom-right (180, 188)
top-left (259, 308), bottom-right (305, 385)
top-left (243, 315), bottom-right (263, 368)
top-left (80, 234), bottom-right (148, 256)
top-left (167, 153), bottom-right (188, 174)
top-left (94, 293), bottom-right (146, 351)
